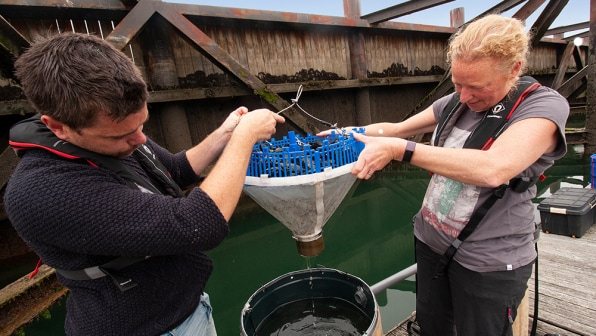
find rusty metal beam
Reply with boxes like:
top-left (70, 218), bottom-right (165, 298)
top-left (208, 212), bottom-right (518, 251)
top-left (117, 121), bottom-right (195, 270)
top-left (564, 30), bottom-right (590, 41)
top-left (361, 0), bottom-right (454, 25)
top-left (0, 0), bottom-right (127, 10)
top-left (0, 15), bottom-right (29, 55)
top-left (567, 81), bottom-right (587, 102)
top-left (552, 41), bottom-right (576, 89)
top-left (171, 3), bottom-right (456, 34)
top-left (512, 0), bottom-right (547, 21)
top-left (0, 15), bottom-right (29, 80)
top-left (105, 0), bottom-right (155, 50)
top-left (0, 0), bottom-right (130, 22)
top-left (153, 2), bottom-right (317, 134)
top-left (545, 21), bottom-right (590, 35)
top-left (0, 76), bottom-right (448, 115)
top-left (557, 65), bottom-right (588, 98)
top-left (0, 0), bottom-right (456, 35)
top-left (529, 0), bottom-right (570, 48)
top-left (476, 0), bottom-right (527, 20)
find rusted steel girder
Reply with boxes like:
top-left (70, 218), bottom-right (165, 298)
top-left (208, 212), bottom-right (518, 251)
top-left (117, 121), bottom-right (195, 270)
top-left (529, 0), bottom-right (570, 48)
top-left (558, 66), bottom-right (588, 99)
top-left (475, 0), bottom-right (527, 20)
top-left (566, 31), bottom-right (590, 41)
top-left (0, 0), bottom-right (456, 35)
top-left (106, 0), bottom-right (316, 134)
top-left (105, 0), bottom-right (154, 50)
top-left (0, 0), bottom-right (128, 10)
top-left (361, 0), bottom-right (454, 25)
top-left (0, 15), bottom-right (29, 80)
top-left (552, 41), bottom-right (577, 90)
top-left (512, 0), bottom-right (547, 21)
top-left (545, 21), bottom-right (590, 36)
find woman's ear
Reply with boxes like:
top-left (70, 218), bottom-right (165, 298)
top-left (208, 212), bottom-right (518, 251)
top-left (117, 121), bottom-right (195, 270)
top-left (511, 60), bottom-right (522, 76)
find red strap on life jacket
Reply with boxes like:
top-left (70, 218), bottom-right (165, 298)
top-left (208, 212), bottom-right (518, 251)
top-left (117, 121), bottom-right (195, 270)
top-left (29, 258), bottom-right (43, 279)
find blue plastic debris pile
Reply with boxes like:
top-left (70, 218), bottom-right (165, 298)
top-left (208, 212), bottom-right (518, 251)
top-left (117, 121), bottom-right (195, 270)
top-left (247, 129), bottom-right (365, 178)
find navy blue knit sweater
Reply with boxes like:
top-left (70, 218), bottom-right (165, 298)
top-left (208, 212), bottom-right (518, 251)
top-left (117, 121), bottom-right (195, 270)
top-left (4, 137), bottom-right (230, 336)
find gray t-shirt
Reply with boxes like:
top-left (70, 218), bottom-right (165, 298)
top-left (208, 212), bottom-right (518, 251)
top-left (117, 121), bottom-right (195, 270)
top-left (413, 85), bottom-right (569, 272)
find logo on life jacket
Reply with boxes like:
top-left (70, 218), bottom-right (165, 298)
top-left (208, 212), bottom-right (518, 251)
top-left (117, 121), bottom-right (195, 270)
top-left (491, 103), bottom-right (505, 114)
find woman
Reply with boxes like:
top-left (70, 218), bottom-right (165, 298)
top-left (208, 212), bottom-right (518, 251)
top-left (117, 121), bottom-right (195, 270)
top-left (325, 15), bottom-right (569, 335)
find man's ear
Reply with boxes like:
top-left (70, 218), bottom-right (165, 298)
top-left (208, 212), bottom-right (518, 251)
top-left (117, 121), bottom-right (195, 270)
top-left (40, 115), bottom-right (70, 140)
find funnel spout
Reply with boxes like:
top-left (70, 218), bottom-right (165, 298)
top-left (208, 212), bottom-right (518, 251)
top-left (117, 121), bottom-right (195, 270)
top-left (294, 233), bottom-right (325, 256)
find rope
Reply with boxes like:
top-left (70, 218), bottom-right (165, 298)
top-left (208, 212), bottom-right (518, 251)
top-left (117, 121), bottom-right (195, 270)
top-left (277, 85), bottom-right (341, 131)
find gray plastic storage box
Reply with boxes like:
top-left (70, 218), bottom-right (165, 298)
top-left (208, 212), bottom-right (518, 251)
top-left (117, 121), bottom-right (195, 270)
top-left (537, 187), bottom-right (596, 238)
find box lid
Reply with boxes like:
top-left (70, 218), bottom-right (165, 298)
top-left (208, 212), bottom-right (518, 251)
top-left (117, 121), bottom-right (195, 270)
top-left (537, 187), bottom-right (596, 215)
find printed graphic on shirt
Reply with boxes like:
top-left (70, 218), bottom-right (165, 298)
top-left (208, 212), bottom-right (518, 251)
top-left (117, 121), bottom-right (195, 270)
top-left (421, 126), bottom-right (480, 237)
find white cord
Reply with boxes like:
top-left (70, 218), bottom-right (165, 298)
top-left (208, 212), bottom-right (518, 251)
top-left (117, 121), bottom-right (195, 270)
top-left (276, 85), bottom-right (340, 130)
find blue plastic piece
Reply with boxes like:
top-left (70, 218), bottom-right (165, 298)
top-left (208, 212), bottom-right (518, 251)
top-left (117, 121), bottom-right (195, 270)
top-left (247, 129), bottom-right (365, 177)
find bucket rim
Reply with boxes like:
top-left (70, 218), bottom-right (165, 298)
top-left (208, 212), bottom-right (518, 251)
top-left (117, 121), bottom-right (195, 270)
top-left (240, 267), bottom-right (379, 335)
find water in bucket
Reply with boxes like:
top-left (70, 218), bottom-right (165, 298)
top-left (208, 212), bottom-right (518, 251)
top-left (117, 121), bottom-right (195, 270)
top-left (254, 297), bottom-right (370, 335)
top-left (240, 268), bottom-right (383, 336)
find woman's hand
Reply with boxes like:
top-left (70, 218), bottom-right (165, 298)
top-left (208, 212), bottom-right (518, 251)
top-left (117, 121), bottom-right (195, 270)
top-left (317, 126), bottom-right (360, 137)
top-left (351, 133), bottom-right (401, 179)
top-left (220, 106), bottom-right (249, 133)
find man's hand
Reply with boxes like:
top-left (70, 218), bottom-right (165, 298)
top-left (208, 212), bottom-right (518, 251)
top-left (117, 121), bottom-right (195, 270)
top-left (235, 109), bottom-right (285, 143)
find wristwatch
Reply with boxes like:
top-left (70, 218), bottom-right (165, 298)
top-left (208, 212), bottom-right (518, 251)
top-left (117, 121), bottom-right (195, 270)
top-left (402, 140), bottom-right (416, 163)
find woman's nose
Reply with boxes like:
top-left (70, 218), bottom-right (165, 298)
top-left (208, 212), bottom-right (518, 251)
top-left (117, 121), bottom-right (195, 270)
top-left (458, 87), bottom-right (472, 103)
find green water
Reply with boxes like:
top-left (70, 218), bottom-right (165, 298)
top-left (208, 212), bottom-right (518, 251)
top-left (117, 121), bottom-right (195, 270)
top-left (18, 144), bottom-right (590, 335)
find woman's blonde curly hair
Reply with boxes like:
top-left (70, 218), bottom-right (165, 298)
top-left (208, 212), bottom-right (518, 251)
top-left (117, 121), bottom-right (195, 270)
top-left (447, 14), bottom-right (531, 77)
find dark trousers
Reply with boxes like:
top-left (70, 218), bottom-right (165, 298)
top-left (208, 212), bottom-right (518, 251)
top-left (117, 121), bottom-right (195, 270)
top-left (415, 239), bottom-right (533, 336)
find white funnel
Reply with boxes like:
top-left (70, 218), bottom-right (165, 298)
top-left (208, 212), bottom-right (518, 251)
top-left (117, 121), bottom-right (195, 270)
top-left (244, 164), bottom-right (357, 256)
top-left (243, 131), bottom-right (363, 256)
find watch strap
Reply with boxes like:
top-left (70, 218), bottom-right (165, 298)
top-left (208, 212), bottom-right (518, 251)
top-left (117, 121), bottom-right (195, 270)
top-left (402, 140), bottom-right (416, 163)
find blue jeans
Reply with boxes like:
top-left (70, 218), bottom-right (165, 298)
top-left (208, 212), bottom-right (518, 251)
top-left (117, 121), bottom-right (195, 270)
top-left (161, 293), bottom-right (217, 336)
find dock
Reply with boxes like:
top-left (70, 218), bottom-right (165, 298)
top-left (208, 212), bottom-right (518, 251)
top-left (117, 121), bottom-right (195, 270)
top-left (529, 224), bottom-right (596, 335)
top-left (385, 224), bottom-right (596, 336)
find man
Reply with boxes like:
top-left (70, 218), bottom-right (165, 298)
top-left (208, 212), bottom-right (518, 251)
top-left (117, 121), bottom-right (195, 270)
top-left (4, 32), bottom-right (284, 335)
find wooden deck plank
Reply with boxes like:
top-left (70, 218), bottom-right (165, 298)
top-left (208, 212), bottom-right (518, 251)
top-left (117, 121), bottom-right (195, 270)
top-left (527, 223), bottom-right (596, 336)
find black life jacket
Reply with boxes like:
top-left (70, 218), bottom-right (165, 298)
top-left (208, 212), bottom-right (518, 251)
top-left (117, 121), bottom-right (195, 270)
top-left (433, 76), bottom-right (541, 150)
top-left (9, 114), bottom-right (184, 198)
top-left (433, 76), bottom-right (542, 150)
top-left (9, 114), bottom-right (185, 291)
